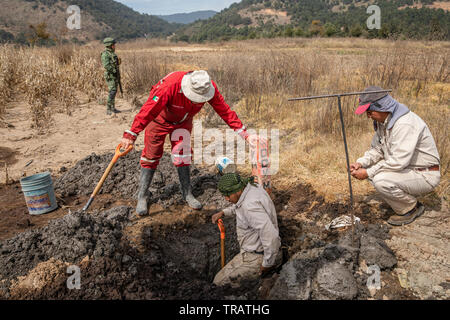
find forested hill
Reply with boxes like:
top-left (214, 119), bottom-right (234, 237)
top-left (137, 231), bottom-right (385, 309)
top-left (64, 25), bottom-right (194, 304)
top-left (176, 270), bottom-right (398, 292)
top-left (173, 0), bottom-right (450, 42)
top-left (158, 11), bottom-right (218, 24)
top-left (0, 0), bottom-right (178, 45)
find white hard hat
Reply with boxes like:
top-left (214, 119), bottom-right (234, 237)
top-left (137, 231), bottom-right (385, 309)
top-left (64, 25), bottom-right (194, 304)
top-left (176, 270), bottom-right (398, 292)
top-left (215, 157), bottom-right (236, 175)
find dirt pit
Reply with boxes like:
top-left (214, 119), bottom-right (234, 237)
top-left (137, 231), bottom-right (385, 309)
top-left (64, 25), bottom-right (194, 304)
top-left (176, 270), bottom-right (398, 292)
top-left (54, 150), bottom-right (229, 209)
top-left (0, 150), bottom-right (416, 299)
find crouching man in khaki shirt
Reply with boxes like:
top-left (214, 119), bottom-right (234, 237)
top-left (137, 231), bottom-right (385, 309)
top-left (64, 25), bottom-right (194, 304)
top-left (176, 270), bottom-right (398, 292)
top-left (351, 86), bottom-right (440, 226)
top-left (211, 173), bottom-right (282, 288)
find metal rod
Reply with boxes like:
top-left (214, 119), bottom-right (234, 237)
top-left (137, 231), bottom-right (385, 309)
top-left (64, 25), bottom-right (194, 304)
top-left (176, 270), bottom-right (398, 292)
top-left (288, 90), bottom-right (392, 101)
top-left (337, 95), bottom-right (354, 208)
top-left (337, 96), bottom-right (355, 239)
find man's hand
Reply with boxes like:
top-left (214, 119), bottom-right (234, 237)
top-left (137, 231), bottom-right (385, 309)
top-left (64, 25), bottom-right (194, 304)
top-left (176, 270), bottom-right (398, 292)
top-left (246, 134), bottom-right (261, 148)
top-left (351, 168), bottom-right (368, 180)
top-left (211, 211), bottom-right (224, 224)
top-left (349, 162), bottom-right (362, 173)
top-left (121, 137), bottom-right (134, 151)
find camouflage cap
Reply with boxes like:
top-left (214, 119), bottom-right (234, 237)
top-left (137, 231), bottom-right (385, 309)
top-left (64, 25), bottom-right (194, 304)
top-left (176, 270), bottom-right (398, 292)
top-left (103, 37), bottom-right (116, 46)
top-left (218, 173), bottom-right (256, 196)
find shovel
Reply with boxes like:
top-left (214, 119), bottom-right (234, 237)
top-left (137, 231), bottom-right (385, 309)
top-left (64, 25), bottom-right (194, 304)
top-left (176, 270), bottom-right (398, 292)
top-left (217, 219), bottom-right (226, 269)
top-left (82, 143), bottom-right (132, 212)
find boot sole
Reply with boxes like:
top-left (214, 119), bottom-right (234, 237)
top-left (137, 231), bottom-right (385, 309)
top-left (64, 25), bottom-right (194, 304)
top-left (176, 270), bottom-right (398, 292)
top-left (387, 206), bottom-right (425, 226)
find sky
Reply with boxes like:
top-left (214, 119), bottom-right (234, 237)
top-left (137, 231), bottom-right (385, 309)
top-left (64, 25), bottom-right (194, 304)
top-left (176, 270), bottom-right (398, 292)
top-left (115, 0), bottom-right (241, 15)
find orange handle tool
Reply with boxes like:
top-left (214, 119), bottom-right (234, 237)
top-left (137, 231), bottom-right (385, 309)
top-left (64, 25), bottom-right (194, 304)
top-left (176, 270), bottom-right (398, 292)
top-left (82, 144), bottom-right (133, 212)
top-left (217, 219), bottom-right (226, 269)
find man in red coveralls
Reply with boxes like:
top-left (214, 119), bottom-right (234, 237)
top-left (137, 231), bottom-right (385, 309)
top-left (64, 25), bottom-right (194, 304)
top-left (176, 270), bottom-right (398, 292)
top-left (121, 70), bottom-right (250, 215)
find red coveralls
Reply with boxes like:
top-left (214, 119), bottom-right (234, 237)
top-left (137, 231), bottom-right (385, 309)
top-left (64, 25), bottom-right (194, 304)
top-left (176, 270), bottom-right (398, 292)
top-left (122, 71), bottom-right (248, 169)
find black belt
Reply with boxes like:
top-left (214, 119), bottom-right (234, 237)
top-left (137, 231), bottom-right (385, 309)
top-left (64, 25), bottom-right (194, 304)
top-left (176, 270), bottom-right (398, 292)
top-left (252, 251), bottom-right (264, 255)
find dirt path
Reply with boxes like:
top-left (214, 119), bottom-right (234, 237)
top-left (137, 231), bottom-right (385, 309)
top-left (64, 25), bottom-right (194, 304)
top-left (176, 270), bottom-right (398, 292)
top-left (387, 201), bottom-right (450, 299)
top-left (0, 94), bottom-right (144, 182)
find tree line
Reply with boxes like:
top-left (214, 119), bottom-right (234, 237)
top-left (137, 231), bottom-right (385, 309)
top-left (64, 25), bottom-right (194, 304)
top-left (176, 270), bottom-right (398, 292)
top-left (172, 0), bottom-right (450, 42)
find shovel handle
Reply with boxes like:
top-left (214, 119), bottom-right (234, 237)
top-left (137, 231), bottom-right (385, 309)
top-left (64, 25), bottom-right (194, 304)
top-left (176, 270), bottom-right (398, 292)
top-left (82, 144), bottom-right (132, 212)
top-left (115, 143), bottom-right (133, 159)
top-left (217, 219), bottom-right (225, 239)
top-left (217, 219), bottom-right (226, 268)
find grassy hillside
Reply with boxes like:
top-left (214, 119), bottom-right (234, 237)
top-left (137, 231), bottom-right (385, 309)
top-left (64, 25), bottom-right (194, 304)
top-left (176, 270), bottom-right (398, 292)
top-left (173, 0), bottom-right (450, 42)
top-left (0, 0), bottom-right (178, 45)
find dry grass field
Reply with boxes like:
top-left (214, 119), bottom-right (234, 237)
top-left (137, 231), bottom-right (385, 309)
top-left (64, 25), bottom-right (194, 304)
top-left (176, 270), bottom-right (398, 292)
top-left (0, 38), bottom-right (449, 203)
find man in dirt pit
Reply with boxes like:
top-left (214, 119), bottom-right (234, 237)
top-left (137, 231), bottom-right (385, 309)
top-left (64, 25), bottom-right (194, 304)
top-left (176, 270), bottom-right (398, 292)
top-left (121, 70), bottom-right (253, 215)
top-left (211, 173), bottom-right (282, 288)
top-left (350, 86), bottom-right (440, 227)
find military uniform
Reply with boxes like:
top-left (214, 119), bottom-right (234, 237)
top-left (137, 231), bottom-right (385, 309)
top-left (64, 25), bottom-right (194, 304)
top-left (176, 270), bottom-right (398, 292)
top-left (101, 37), bottom-right (121, 115)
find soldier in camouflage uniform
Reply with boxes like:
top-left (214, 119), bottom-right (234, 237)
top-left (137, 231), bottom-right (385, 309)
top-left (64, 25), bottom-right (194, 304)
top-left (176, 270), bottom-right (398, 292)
top-left (101, 37), bottom-right (121, 115)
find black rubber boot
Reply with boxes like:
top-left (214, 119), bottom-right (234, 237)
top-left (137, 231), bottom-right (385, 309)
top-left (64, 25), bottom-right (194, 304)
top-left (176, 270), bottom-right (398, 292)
top-left (111, 105), bottom-right (121, 113)
top-left (106, 105), bottom-right (112, 115)
top-left (177, 166), bottom-right (202, 210)
top-left (136, 168), bottom-right (155, 216)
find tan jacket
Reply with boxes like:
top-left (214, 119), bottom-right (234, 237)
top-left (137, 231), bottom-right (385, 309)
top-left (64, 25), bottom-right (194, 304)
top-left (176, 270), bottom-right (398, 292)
top-left (357, 111), bottom-right (440, 179)
top-left (223, 184), bottom-right (281, 267)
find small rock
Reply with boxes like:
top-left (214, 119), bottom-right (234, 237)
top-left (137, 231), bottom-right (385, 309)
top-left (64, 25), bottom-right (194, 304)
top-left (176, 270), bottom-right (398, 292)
top-left (368, 287), bottom-right (378, 297)
top-left (316, 262), bottom-right (358, 300)
top-left (360, 234), bottom-right (397, 270)
top-left (432, 285), bottom-right (444, 295)
top-left (122, 255), bottom-right (132, 264)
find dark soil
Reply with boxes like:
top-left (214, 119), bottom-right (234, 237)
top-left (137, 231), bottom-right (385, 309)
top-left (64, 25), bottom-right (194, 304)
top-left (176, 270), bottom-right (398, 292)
top-left (0, 147), bottom-right (18, 165)
top-left (0, 182), bottom-right (133, 241)
top-left (54, 150), bottom-right (229, 209)
top-left (0, 150), bottom-right (415, 300)
top-left (0, 206), bottom-right (247, 300)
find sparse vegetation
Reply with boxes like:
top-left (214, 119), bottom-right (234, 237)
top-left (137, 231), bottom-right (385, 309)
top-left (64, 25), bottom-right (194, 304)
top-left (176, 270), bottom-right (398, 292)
top-left (0, 38), bottom-right (448, 200)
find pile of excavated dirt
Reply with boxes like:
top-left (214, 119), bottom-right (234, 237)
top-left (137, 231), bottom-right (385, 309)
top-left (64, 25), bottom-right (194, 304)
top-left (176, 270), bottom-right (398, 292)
top-left (54, 150), bottom-right (228, 209)
top-left (0, 206), bottom-right (247, 299)
top-left (265, 184), bottom-right (416, 300)
top-left (0, 151), bottom-right (416, 300)
top-left (268, 223), bottom-right (400, 300)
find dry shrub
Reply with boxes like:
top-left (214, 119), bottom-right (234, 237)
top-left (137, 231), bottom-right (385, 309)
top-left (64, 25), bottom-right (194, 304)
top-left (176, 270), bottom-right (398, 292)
top-left (0, 45), bottom-right (23, 120)
top-left (68, 49), bottom-right (104, 102)
top-left (54, 45), bottom-right (74, 65)
top-left (122, 53), bottom-right (167, 98)
top-left (24, 56), bottom-right (54, 131)
top-left (22, 48), bottom-right (83, 131)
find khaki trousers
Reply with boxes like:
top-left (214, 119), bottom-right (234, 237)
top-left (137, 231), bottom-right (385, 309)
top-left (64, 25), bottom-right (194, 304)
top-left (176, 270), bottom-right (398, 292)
top-left (213, 251), bottom-right (282, 288)
top-left (369, 168), bottom-right (440, 215)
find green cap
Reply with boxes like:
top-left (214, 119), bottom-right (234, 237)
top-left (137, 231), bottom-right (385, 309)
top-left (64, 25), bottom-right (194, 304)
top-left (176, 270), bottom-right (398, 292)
top-left (103, 37), bottom-right (116, 46)
top-left (218, 173), bottom-right (255, 197)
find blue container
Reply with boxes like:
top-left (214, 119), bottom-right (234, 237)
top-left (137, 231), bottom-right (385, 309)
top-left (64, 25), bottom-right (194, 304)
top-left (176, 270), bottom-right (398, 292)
top-left (20, 172), bottom-right (58, 215)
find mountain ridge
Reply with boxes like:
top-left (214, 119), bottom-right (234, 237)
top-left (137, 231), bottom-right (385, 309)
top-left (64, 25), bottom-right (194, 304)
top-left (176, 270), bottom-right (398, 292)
top-left (158, 10), bottom-right (218, 24)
